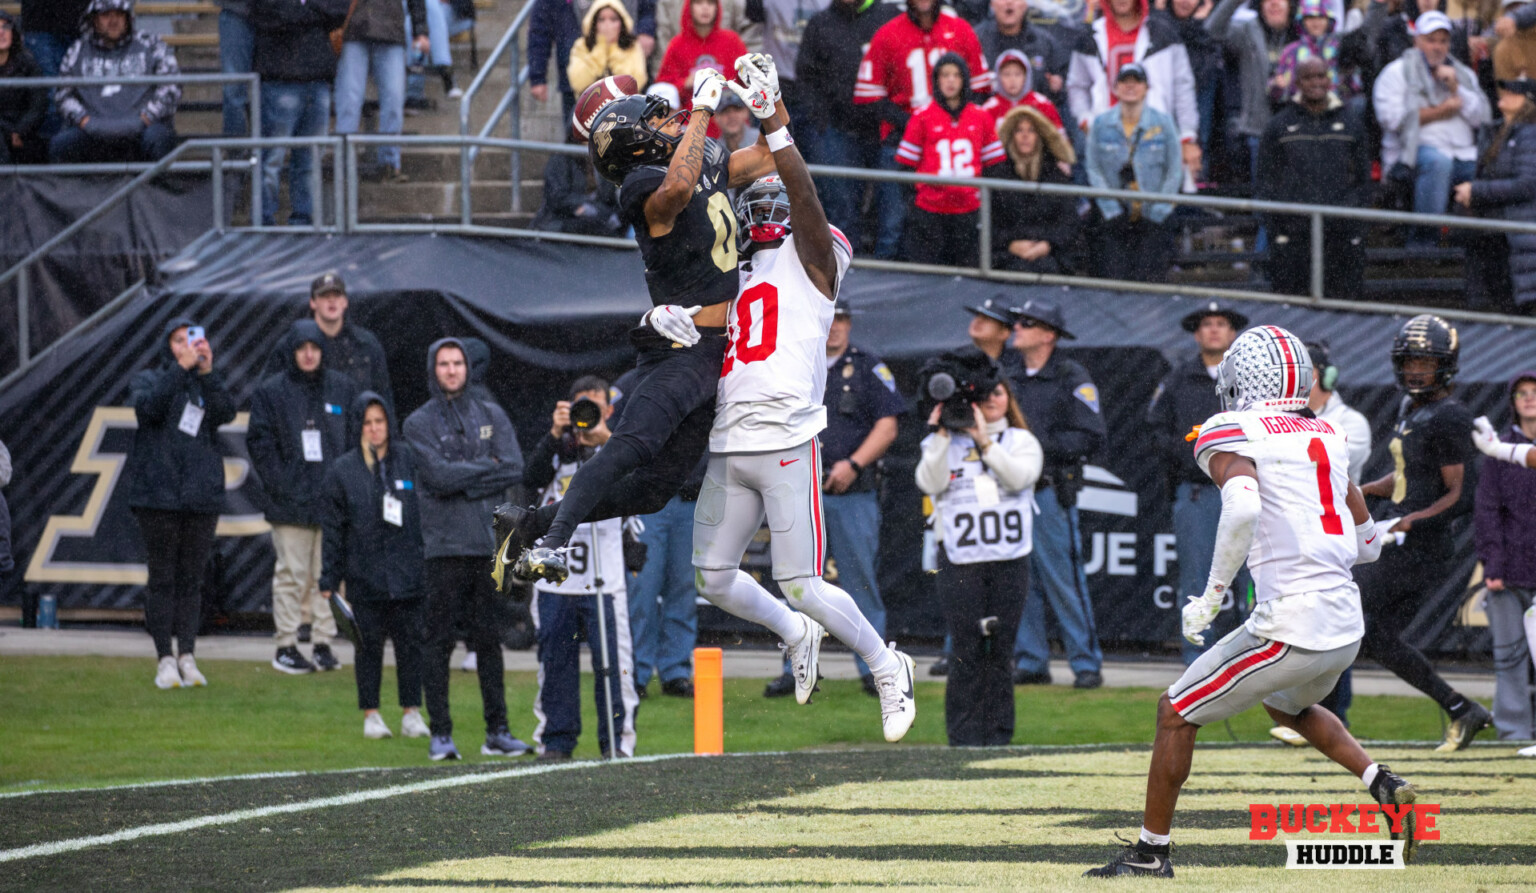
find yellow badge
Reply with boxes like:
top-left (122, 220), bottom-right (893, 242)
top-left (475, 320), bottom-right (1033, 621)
top-left (842, 363), bottom-right (854, 379)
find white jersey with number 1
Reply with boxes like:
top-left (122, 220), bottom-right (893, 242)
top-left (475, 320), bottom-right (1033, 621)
top-left (709, 227), bottom-right (854, 454)
top-left (1194, 409), bottom-right (1363, 651)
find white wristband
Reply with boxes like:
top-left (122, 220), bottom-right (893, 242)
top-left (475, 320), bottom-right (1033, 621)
top-left (766, 127), bottom-right (794, 152)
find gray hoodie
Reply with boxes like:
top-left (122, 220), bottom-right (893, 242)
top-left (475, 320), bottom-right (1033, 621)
top-left (401, 338), bottom-right (524, 559)
top-left (55, 0), bottom-right (181, 129)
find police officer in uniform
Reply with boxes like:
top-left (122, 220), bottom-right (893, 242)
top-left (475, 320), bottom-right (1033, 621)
top-left (1147, 300), bottom-right (1253, 665)
top-left (764, 298), bottom-right (910, 697)
top-left (1006, 300), bottom-right (1107, 689)
top-left (966, 297), bottom-right (1025, 381)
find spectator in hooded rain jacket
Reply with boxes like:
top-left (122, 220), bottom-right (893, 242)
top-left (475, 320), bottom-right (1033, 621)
top-left (987, 102), bottom-right (1079, 273)
top-left (51, 0), bottom-right (181, 163)
top-left (248, 319), bottom-right (359, 676)
top-left (125, 318), bottom-right (236, 690)
top-left (320, 391), bottom-right (431, 742)
top-left (0, 10), bottom-right (48, 163)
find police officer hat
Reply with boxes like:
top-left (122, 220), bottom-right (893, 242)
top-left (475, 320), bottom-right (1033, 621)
top-left (1011, 299), bottom-right (1076, 340)
top-left (1180, 300), bottom-right (1248, 333)
top-left (964, 297), bottom-right (1018, 326)
top-left (834, 297), bottom-right (854, 317)
top-left (311, 272), bottom-right (347, 298)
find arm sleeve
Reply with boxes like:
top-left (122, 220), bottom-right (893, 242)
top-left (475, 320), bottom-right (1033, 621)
top-left (1169, 45), bottom-right (1199, 141)
top-left (982, 429), bottom-right (1044, 493)
top-left (634, 0), bottom-right (657, 36)
top-left (406, 0), bottom-right (428, 38)
top-left (894, 113), bottom-right (924, 166)
top-left (1254, 121), bottom-right (1282, 203)
top-left (244, 390), bottom-right (285, 494)
top-left (853, 36), bottom-right (887, 104)
top-left (317, 467), bottom-right (348, 593)
top-left (1045, 372), bottom-right (1108, 462)
top-left (567, 41), bottom-right (605, 94)
top-left (915, 431), bottom-right (954, 495)
top-left (132, 366), bottom-right (191, 425)
top-left (1206, 475), bottom-right (1261, 589)
top-left (1205, 0), bottom-right (1243, 40)
top-left (1474, 458), bottom-right (1506, 580)
top-left (965, 29), bottom-right (992, 96)
top-left (142, 40), bottom-right (182, 123)
top-left (1354, 516), bottom-right (1383, 565)
top-left (463, 405), bottom-right (525, 499)
top-left (402, 414), bottom-right (499, 497)
top-left (527, 0), bottom-right (555, 86)
top-left (1372, 63), bottom-right (1407, 131)
top-left (200, 371), bottom-right (239, 428)
top-left (1458, 80), bottom-right (1491, 127)
top-left (1066, 48), bottom-right (1096, 124)
top-left (869, 362), bottom-right (910, 417)
top-left (522, 433), bottom-right (561, 490)
top-left (55, 41), bottom-right (86, 125)
top-left (0, 491), bottom-right (12, 576)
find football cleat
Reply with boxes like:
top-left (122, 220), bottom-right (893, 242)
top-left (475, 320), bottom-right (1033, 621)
top-left (513, 545), bottom-right (571, 585)
top-left (782, 616), bottom-right (824, 705)
top-left (1435, 702), bottom-right (1492, 753)
top-left (874, 647), bottom-right (917, 742)
top-left (491, 503), bottom-right (537, 591)
top-left (1084, 838), bottom-right (1174, 878)
top-left (1368, 765), bottom-right (1418, 863)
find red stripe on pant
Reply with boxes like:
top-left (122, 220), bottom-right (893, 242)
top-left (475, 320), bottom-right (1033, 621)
top-left (1171, 640), bottom-right (1286, 714)
top-left (810, 438), bottom-right (825, 572)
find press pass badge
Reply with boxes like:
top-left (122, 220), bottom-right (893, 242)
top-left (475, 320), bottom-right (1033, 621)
top-left (178, 401), bottom-right (205, 437)
top-left (382, 493), bottom-right (403, 527)
top-left (972, 472), bottom-right (1000, 508)
top-left (302, 429), bottom-right (323, 462)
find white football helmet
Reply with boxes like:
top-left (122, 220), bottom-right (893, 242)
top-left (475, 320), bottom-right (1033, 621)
top-left (1215, 325), bottom-right (1314, 413)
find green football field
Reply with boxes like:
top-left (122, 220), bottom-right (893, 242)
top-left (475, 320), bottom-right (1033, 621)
top-left (3, 656), bottom-right (1533, 890)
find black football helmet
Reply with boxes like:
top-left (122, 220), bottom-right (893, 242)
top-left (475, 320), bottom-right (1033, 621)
top-left (588, 94), bottom-right (684, 185)
top-left (1390, 314), bottom-right (1459, 394)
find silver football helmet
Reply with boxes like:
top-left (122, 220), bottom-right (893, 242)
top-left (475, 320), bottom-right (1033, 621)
top-left (1215, 325), bottom-right (1314, 413)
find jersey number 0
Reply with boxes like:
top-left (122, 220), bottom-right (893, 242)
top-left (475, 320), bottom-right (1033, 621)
top-left (707, 192), bottom-right (738, 273)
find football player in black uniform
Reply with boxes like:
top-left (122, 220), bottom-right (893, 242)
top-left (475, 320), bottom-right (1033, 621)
top-left (1322, 314), bottom-right (1492, 751)
top-left (495, 62), bottom-right (787, 585)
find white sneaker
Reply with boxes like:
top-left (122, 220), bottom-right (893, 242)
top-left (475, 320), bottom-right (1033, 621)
top-left (177, 654), bottom-right (207, 687)
top-left (155, 656), bottom-right (183, 690)
top-left (1518, 743), bottom-right (1536, 757)
top-left (784, 616), bottom-right (825, 705)
top-left (461, 651), bottom-right (478, 672)
top-left (873, 647), bottom-right (916, 742)
top-left (400, 710), bottom-right (430, 738)
top-left (363, 713), bottom-right (393, 739)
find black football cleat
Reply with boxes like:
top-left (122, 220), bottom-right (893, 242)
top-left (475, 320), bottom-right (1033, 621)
top-left (1368, 764), bottom-right (1419, 863)
top-left (1436, 701), bottom-right (1493, 754)
top-left (491, 504), bottom-right (535, 591)
top-left (1084, 838), bottom-right (1174, 879)
top-left (513, 546), bottom-right (570, 585)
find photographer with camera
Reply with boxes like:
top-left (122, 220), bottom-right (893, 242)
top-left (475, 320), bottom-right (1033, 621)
top-left (916, 347), bottom-right (1043, 746)
top-left (521, 376), bottom-right (638, 760)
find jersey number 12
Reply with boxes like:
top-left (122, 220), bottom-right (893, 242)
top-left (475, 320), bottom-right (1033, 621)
top-left (1306, 437), bottom-right (1345, 536)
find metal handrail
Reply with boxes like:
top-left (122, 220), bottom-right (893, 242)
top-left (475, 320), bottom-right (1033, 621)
top-left (458, 0), bottom-right (539, 222)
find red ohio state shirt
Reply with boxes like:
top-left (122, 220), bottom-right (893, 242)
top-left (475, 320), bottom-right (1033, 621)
top-left (854, 12), bottom-right (991, 139)
top-left (895, 102), bottom-right (1004, 214)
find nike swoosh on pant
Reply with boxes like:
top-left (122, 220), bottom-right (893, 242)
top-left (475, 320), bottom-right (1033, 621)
top-left (1365, 535), bottom-right (1377, 544)
top-left (780, 459), bottom-right (800, 467)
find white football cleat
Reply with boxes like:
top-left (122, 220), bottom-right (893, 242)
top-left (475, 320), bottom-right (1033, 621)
top-left (874, 647), bottom-right (917, 742)
top-left (363, 713), bottom-right (393, 739)
top-left (400, 710), bottom-right (430, 739)
top-left (155, 656), bottom-right (183, 690)
top-left (784, 616), bottom-right (825, 705)
top-left (177, 654), bottom-right (207, 687)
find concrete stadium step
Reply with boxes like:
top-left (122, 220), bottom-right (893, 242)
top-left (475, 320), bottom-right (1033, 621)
top-left (357, 179), bottom-right (546, 219)
top-left (398, 147), bottom-right (554, 181)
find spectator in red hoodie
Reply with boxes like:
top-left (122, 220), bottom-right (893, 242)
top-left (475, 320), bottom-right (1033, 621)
top-left (980, 50), bottom-right (1064, 132)
top-left (895, 53), bottom-right (1005, 267)
top-left (656, 0), bottom-right (747, 98)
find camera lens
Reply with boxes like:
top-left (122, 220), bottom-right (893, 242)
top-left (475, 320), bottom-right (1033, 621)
top-left (926, 372), bottom-right (957, 401)
top-left (570, 397), bottom-right (602, 430)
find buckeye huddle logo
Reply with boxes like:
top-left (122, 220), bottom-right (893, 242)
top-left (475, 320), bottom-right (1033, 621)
top-left (1249, 802), bottom-right (1441, 869)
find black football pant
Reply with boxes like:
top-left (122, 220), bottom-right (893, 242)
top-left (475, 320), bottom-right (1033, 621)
top-left (536, 327), bottom-right (727, 548)
top-left (353, 597), bottom-right (426, 712)
top-left (940, 552), bottom-right (1030, 747)
top-left (1321, 546), bottom-right (1468, 721)
top-left (423, 557), bottom-right (507, 737)
top-left (134, 508), bottom-right (219, 659)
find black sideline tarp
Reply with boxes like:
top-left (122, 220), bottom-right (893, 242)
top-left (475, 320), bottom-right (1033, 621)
top-left (3, 232), bottom-right (1531, 654)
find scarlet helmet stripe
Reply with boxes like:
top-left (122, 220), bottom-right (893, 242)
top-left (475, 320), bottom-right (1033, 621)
top-left (1265, 325), bottom-right (1297, 400)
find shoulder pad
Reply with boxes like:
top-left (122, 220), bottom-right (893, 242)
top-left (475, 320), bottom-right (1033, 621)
top-left (1192, 410), bottom-right (1255, 475)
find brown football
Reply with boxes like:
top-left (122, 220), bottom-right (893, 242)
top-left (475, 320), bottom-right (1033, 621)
top-left (571, 75), bottom-right (640, 142)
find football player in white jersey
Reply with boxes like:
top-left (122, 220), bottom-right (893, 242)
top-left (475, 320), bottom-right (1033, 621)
top-left (1087, 326), bottom-right (1421, 878)
top-left (688, 54), bottom-right (918, 743)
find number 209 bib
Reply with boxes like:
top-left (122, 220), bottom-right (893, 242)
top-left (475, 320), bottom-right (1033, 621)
top-left (934, 430), bottom-right (1036, 565)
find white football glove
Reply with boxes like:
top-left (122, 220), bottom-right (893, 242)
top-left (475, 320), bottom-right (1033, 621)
top-left (727, 77), bottom-right (776, 120)
top-left (691, 69), bottom-right (727, 113)
top-left (1473, 415), bottom-right (1534, 466)
top-left (645, 304), bottom-right (702, 346)
top-left (736, 53), bottom-right (781, 104)
top-left (1181, 586), bottom-right (1224, 647)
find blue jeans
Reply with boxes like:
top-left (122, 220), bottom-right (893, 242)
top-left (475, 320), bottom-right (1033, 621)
top-left (1013, 486), bottom-right (1102, 675)
top-left (1172, 480), bottom-right (1253, 665)
top-left (405, 3), bottom-right (453, 101)
top-left (626, 496), bottom-right (698, 687)
top-left (811, 126), bottom-right (879, 251)
top-left (260, 81), bottom-right (331, 226)
top-left (1412, 145), bottom-right (1477, 244)
top-left (817, 491), bottom-right (887, 677)
top-left (334, 40), bottom-right (406, 171)
top-left (875, 143), bottom-right (909, 260)
top-left (49, 122), bottom-right (177, 163)
top-left (219, 10), bottom-right (255, 137)
top-left (532, 588), bottom-right (634, 757)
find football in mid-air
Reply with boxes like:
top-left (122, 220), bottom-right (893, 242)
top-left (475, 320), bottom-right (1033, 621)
top-left (571, 75), bottom-right (639, 141)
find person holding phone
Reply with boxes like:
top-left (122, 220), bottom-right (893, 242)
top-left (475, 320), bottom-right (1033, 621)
top-left (125, 319), bottom-right (236, 689)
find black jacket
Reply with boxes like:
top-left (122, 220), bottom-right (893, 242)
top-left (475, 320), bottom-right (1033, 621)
top-left (264, 317), bottom-right (393, 410)
top-left (0, 12), bottom-right (48, 144)
top-left (125, 317), bottom-right (239, 514)
top-left (1256, 96), bottom-right (1372, 233)
top-left (797, 0), bottom-right (899, 135)
top-left (251, 0), bottom-right (350, 84)
top-left (986, 149), bottom-right (1079, 268)
top-left (247, 319), bottom-right (359, 527)
top-left (402, 337), bottom-right (524, 559)
top-left (19, 0), bottom-right (92, 38)
top-left (1469, 121), bottom-right (1536, 307)
top-left (343, 0), bottom-right (427, 45)
top-left (0, 489), bottom-right (13, 576)
top-left (1005, 347), bottom-right (1105, 482)
top-left (1147, 355), bottom-right (1222, 487)
top-left (319, 391), bottom-right (424, 601)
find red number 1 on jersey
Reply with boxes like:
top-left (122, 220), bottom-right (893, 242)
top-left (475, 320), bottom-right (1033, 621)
top-left (720, 283), bottom-right (780, 377)
top-left (1306, 437), bottom-right (1345, 536)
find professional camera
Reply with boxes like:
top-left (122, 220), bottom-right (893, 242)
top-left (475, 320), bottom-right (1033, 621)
top-left (568, 396), bottom-right (602, 431)
top-left (919, 348), bottom-right (1002, 432)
